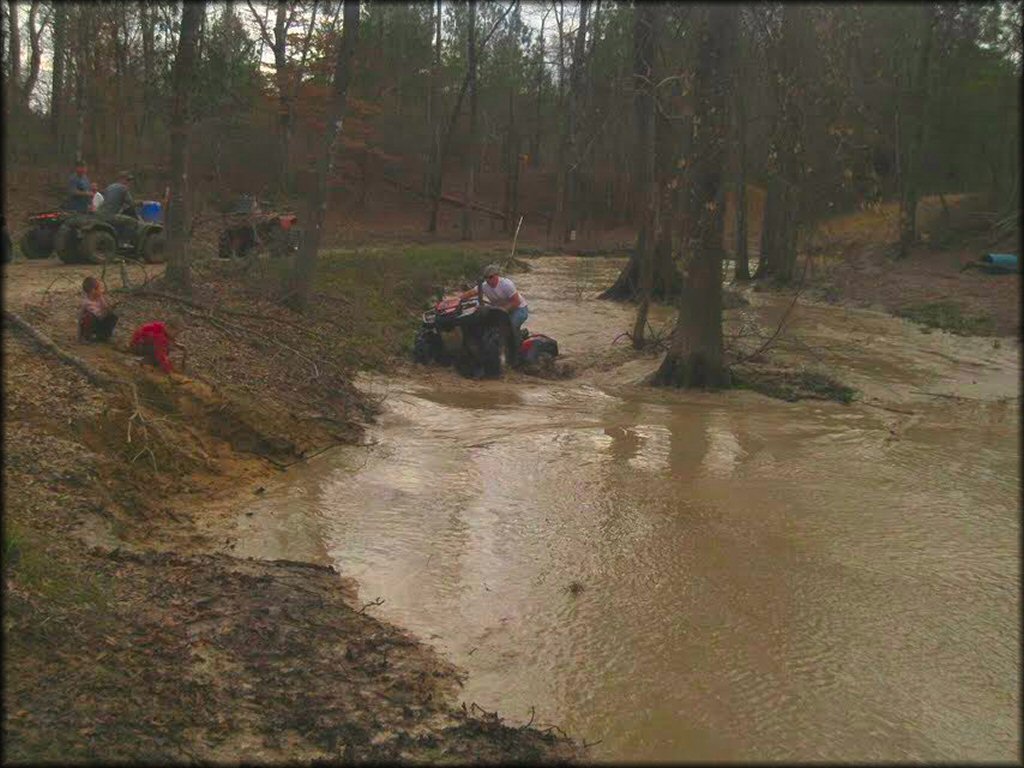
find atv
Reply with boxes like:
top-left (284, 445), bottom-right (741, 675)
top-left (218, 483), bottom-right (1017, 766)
top-left (217, 196), bottom-right (300, 260)
top-left (19, 206), bottom-right (165, 264)
top-left (18, 209), bottom-right (71, 259)
top-left (413, 287), bottom-right (558, 378)
top-left (54, 209), bottom-right (165, 265)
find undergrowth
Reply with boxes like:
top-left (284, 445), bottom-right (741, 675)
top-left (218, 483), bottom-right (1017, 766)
top-left (267, 246), bottom-right (500, 368)
top-left (897, 300), bottom-right (995, 336)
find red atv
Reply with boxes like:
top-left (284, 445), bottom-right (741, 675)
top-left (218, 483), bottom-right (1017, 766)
top-left (413, 286), bottom-right (558, 378)
top-left (217, 196), bottom-right (300, 260)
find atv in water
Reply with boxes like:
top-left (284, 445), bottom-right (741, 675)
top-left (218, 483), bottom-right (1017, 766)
top-left (413, 288), bottom-right (558, 378)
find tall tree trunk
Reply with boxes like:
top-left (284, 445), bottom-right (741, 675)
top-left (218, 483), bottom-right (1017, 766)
top-left (427, 70), bottom-right (470, 232)
top-left (23, 0), bottom-right (43, 107)
top-left (73, 6), bottom-right (88, 162)
top-left (274, 1), bottom-right (292, 193)
top-left (424, 0), bottom-right (441, 196)
top-left (503, 85), bottom-right (517, 231)
top-left (284, 0), bottom-right (360, 312)
top-left (51, 3), bottom-right (66, 152)
top-left (653, 6), bottom-right (734, 389)
top-left (753, 5), bottom-right (802, 285)
top-left (530, 13), bottom-right (545, 169)
top-left (461, 0), bottom-right (478, 241)
top-left (732, 70), bottom-right (750, 281)
top-left (140, 3), bottom-right (154, 138)
top-left (563, 0), bottom-right (590, 243)
top-left (165, 1), bottom-right (205, 293)
top-left (898, 5), bottom-right (935, 258)
top-left (7, 0), bottom-right (21, 111)
top-left (630, 3), bottom-right (659, 348)
top-left (113, 10), bottom-right (126, 165)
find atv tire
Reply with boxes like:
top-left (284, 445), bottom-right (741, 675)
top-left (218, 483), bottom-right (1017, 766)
top-left (141, 232), bottom-right (166, 264)
top-left (55, 223), bottom-right (81, 263)
top-left (413, 329), bottom-right (444, 364)
top-left (481, 324), bottom-right (505, 378)
top-left (81, 229), bottom-right (116, 264)
top-left (19, 228), bottom-right (53, 260)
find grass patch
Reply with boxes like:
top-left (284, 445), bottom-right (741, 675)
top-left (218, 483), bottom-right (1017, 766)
top-left (897, 300), bottom-right (995, 336)
top-left (263, 245), bottom-right (495, 370)
top-left (4, 520), bottom-right (112, 613)
top-left (731, 367), bottom-right (857, 404)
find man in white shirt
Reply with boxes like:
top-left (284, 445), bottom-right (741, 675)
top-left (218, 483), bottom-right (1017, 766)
top-left (461, 263), bottom-right (529, 339)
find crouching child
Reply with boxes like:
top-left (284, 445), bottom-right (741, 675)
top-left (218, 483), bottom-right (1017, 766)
top-left (129, 318), bottom-right (186, 374)
top-left (79, 277), bottom-right (119, 341)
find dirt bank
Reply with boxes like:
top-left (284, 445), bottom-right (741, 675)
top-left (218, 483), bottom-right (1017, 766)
top-left (2, 255), bottom-right (579, 763)
top-left (796, 196), bottom-right (1020, 337)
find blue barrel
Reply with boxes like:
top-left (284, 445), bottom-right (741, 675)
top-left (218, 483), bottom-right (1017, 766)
top-left (140, 200), bottom-right (163, 223)
top-left (981, 253), bottom-right (1019, 271)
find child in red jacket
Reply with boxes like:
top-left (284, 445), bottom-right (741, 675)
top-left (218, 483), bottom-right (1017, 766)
top-left (129, 319), bottom-right (185, 374)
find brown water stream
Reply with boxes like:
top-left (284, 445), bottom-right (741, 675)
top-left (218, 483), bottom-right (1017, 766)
top-left (228, 257), bottom-right (1019, 761)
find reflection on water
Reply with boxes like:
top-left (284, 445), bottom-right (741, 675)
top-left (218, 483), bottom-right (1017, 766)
top-left (230, 257), bottom-right (1020, 762)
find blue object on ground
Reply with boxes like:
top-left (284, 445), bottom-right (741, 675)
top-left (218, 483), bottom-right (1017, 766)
top-left (976, 253), bottom-right (1019, 274)
top-left (140, 200), bottom-right (163, 223)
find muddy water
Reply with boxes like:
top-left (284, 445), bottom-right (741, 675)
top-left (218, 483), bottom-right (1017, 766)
top-left (230, 257), bottom-right (1019, 762)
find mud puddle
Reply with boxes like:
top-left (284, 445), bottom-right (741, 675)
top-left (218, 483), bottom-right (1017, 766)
top-left (225, 257), bottom-right (1019, 761)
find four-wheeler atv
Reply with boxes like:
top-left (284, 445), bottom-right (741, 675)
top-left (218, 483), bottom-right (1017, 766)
top-left (217, 196), bottom-right (301, 260)
top-left (413, 287), bottom-right (558, 378)
top-left (413, 291), bottom-right (517, 378)
top-left (19, 205), bottom-right (165, 264)
top-left (55, 211), bottom-right (165, 264)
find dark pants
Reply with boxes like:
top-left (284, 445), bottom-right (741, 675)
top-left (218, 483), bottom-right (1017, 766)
top-left (81, 312), bottom-right (119, 341)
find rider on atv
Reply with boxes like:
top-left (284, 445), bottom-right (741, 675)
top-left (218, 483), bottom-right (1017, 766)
top-left (458, 263), bottom-right (528, 365)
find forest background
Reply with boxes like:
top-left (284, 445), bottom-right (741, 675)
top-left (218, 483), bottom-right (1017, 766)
top-left (2, 1), bottom-right (1020, 310)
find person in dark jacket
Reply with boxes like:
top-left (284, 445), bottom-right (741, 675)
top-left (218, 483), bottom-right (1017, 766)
top-left (97, 171), bottom-right (140, 246)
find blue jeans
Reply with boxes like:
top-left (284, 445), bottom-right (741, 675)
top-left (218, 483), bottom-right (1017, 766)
top-left (509, 306), bottom-right (529, 339)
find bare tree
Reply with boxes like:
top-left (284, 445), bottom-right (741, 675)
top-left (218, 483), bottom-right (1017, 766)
top-left (426, 1), bottom-right (516, 233)
top-left (51, 2), bottom-right (67, 151)
top-left (630, 2), bottom-right (658, 348)
top-left (561, 0), bottom-right (590, 243)
top-left (461, 0), bottom-right (478, 240)
top-left (165, 1), bottom-right (205, 293)
top-left (6, 0), bottom-right (21, 110)
top-left (897, 4), bottom-right (936, 258)
top-left (283, 0), bottom-right (361, 312)
top-left (653, 5), bottom-right (735, 389)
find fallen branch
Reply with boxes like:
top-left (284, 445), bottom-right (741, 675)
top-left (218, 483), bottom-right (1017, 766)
top-left (358, 596), bottom-right (385, 614)
top-left (3, 309), bottom-right (116, 387)
top-left (735, 261), bottom-right (810, 364)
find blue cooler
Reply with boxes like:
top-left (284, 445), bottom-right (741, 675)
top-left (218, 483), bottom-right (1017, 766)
top-left (140, 200), bottom-right (163, 223)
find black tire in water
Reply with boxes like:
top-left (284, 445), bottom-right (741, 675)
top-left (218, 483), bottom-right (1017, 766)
top-left (481, 323), bottom-right (504, 378)
top-left (18, 228), bottom-right (53, 260)
top-left (141, 232), bottom-right (166, 264)
top-left (413, 329), bottom-right (443, 364)
top-left (81, 229), bottom-right (117, 264)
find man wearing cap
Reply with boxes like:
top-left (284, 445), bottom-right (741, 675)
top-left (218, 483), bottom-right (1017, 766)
top-left (97, 171), bottom-right (138, 217)
top-left (97, 171), bottom-right (140, 247)
top-left (460, 263), bottom-right (530, 362)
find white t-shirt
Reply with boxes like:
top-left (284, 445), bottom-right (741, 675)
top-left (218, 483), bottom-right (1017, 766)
top-left (481, 276), bottom-right (527, 308)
